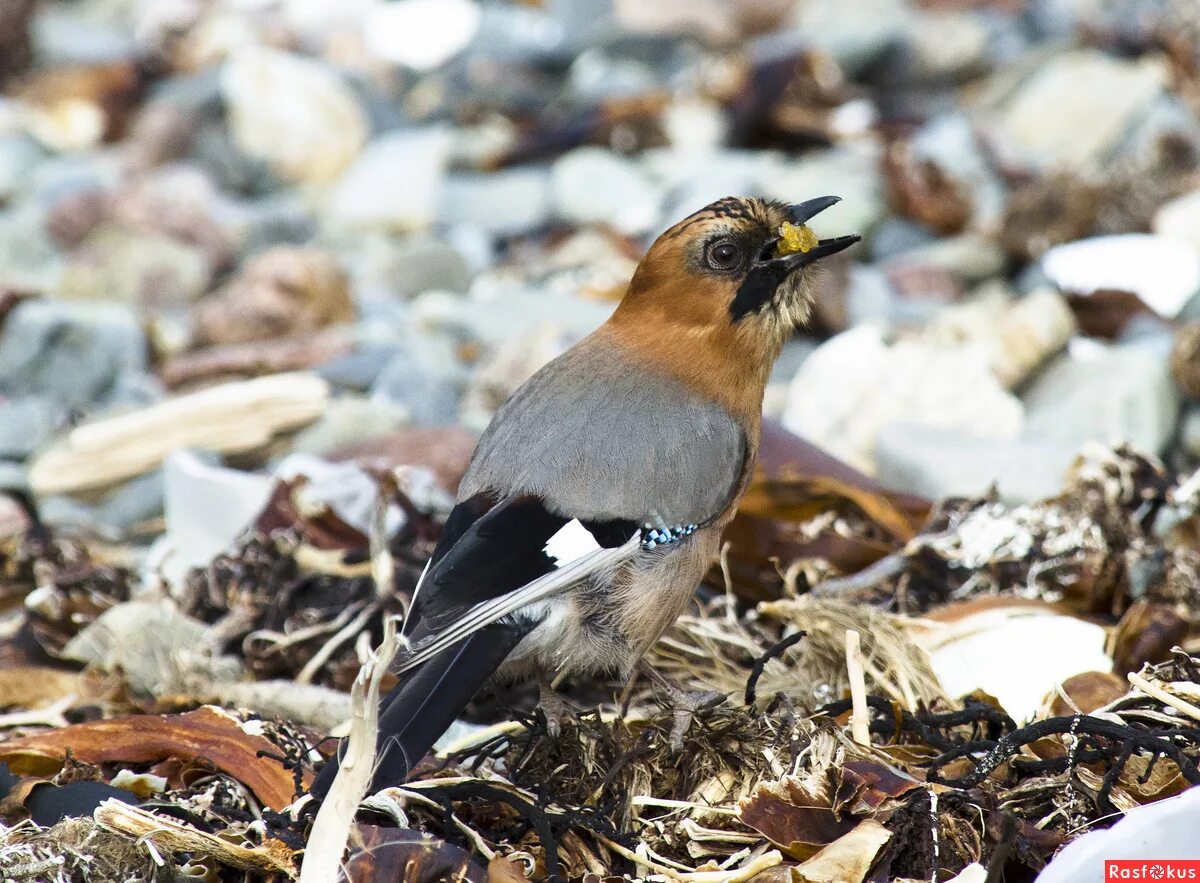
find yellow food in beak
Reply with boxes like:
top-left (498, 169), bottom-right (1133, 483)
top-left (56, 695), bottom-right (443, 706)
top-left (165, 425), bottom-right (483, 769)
top-left (775, 222), bottom-right (819, 256)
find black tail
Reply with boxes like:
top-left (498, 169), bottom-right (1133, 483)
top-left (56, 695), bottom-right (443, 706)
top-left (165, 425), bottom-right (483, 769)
top-left (309, 621), bottom-right (527, 799)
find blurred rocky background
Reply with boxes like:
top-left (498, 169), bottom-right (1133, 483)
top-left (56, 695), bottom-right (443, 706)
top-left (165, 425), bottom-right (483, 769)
top-left (0, 0), bottom-right (1198, 534)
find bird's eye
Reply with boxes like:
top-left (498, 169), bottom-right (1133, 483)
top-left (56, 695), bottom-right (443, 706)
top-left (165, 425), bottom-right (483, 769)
top-left (707, 241), bottom-right (742, 271)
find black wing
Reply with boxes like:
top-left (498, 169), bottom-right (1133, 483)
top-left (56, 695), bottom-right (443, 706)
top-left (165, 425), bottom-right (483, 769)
top-left (406, 493), bottom-right (638, 639)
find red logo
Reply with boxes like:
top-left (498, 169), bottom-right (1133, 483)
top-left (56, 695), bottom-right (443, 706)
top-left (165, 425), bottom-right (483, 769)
top-left (1106, 861), bottom-right (1200, 880)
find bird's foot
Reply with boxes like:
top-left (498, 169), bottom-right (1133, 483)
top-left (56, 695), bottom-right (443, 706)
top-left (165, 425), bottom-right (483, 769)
top-left (666, 689), bottom-right (726, 752)
top-left (537, 681), bottom-right (582, 739)
top-left (640, 666), bottom-right (726, 751)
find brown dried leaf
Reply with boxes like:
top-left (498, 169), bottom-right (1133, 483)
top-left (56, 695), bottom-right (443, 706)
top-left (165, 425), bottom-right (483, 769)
top-left (738, 776), bottom-right (855, 861)
top-left (338, 825), bottom-right (485, 882)
top-left (0, 706), bottom-right (306, 810)
top-left (834, 760), bottom-right (922, 815)
top-left (254, 477), bottom-right (369, 552)
top-left (719, 421), bottom-right (930, 600)
top-left (487, 856), bottom-right (529, 882)
top-left (1048, 671), bottom-right (1127, 716)
top-left (1111, 599), bottom-right (1189, 676)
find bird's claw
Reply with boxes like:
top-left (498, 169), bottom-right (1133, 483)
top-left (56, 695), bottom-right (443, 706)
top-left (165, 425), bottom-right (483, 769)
top-left (668, 689), bottom-right (726, 752)
top-left (537, 682), bottom-right (582, 739)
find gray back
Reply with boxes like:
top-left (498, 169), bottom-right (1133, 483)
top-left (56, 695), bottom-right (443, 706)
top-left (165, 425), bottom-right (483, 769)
top-left (459, 334), bottom-right (746, 527)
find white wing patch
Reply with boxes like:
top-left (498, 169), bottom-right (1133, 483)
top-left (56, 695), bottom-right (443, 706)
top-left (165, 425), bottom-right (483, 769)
top-left (542, 519), bottom-right (602, 566)
top-left (394, 533), bottom-right (640, 675)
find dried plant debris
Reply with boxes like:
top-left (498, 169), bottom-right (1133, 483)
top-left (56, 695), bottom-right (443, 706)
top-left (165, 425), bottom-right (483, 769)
top-left (4, 446), bottom-right (1200, 880)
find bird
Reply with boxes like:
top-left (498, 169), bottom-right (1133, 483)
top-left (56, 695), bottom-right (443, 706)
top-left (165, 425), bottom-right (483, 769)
top-left (310, 195), bottom-right (859, 798)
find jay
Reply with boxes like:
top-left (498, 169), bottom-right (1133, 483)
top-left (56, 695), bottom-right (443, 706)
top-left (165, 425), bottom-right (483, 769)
top-left (311, 195), bottom-right (859, 797)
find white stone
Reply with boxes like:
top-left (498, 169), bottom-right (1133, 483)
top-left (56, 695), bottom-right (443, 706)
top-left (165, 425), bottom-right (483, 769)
top-left (363, 0), bottom-right (481, 71)
top-left (781, 325), bottom-right (1023, 475)
top-left (329, 128), bottom-right (452, 232)
top-left (1041, 233), bottom-right (1200, 319)
top-left (994, 50), bottom-right (1167, 169)
top-left (221, 46), bottom-right (368, 185)
top-left (1153, 188), bottom-right (1200, 255)
top-left (550, 147), bottom-right (663, 235)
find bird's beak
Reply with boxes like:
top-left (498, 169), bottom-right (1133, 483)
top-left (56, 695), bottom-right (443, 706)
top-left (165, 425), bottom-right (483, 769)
top-left (759, 195), bottom-right (861, 269)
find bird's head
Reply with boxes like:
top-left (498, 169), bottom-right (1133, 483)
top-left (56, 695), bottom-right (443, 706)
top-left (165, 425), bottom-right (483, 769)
top-left (619, 196), bottom-right (860, 344)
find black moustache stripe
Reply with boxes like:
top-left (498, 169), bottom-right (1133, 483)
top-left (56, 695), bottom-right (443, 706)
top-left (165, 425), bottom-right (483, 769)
top-left (729, 264), bottom-right (789, 321)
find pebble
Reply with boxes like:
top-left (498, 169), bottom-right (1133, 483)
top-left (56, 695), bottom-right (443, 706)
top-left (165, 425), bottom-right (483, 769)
top-left (1153, 189), bottom-right (1200, 255)
top-left (221, 46), bottom-right (368, 185)
top-left (781, 326), bottom-right (1023, 475)
top-left (992, 50), bottom-right (1168, 170)
top-left (328, 128), bottom-right (452, 232)
top-left (0, 299), bottom-right (146, 410)
top-left (440, 167), bottom-right (553, 237)
top-left (288, 397), bottom-right (411, 457)
top-left (791, 0), bottom-right (913, 75)
top-left (876, 424), bottom-right (1081, 503)
top-left (551, 147), bottom-right (663, 236)
top-left (1041, 234), bottom-right (1200, 320)
top-left (371, 333), bottom-right (467, 425)
top-left (0, 397), bottom-right (56, 459)
top-left (0, 207), bottom-right (61, 293)
top-left (363, 0), bottom-right (481, 71)
top-left (1021, 343), bottom-right (1179, 456)
top-left (0, 133), bottom-right (43, 203)
top-left (57, 225), bottom-right (212, 311)
top-left (341, 233), bottom-right (472, 301)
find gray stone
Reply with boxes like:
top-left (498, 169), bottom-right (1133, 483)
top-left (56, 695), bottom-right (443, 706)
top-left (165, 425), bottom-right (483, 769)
top-left (288, 397), bottom-right (410, 456)
top-left (902, 10), bottom-right (999, 84)
top-left (339, 234), bottom-right (471, 300)
top-left (789, 0), bottom-right (912, 75)
top-left (40, 469), bottom-right (164, 536)
top-left (32, 10), bottom-right (139, 65)
top-left (317, 343), bottom-right (406, 391)
top-left (191, 124), bottom-right (278, 196)
top-left (1181, 404), bottom-right (1200, 459)
top-left (0, 208), bottom-right (61, 293)
top-left (876, 423), bottom-right (1080, 504)
top-left (0, 398), bottom-right (56, 459)
top-left (411, 289), bottom-right (615, 348)
top-left (869, 218), bottom-right (940, 263)
top-left (889, 232), bottom-right (1006, 284)
top-left (440, 168), bottom-right (553, 236)
top-left (1021, 344), bottom-right (1179, 456)
top-left (0, 134), bottom-right (44, 204)
top-left (371, 334), bottom-right (467, 425)
top-left (0, 299), bottom-right (146, 409)
top-left (17, 153), bottom-right (120, 209)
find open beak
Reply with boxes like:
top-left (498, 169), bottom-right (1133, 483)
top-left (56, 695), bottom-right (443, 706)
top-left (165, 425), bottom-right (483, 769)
top-left (760, 195), bottom-right (861, 269)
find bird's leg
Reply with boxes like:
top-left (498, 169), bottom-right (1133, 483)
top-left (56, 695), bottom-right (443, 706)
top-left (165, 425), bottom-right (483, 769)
top-left (536, 677), bottom-right (581, 739)
top-left (642, 665), bottom-right (725, 752)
